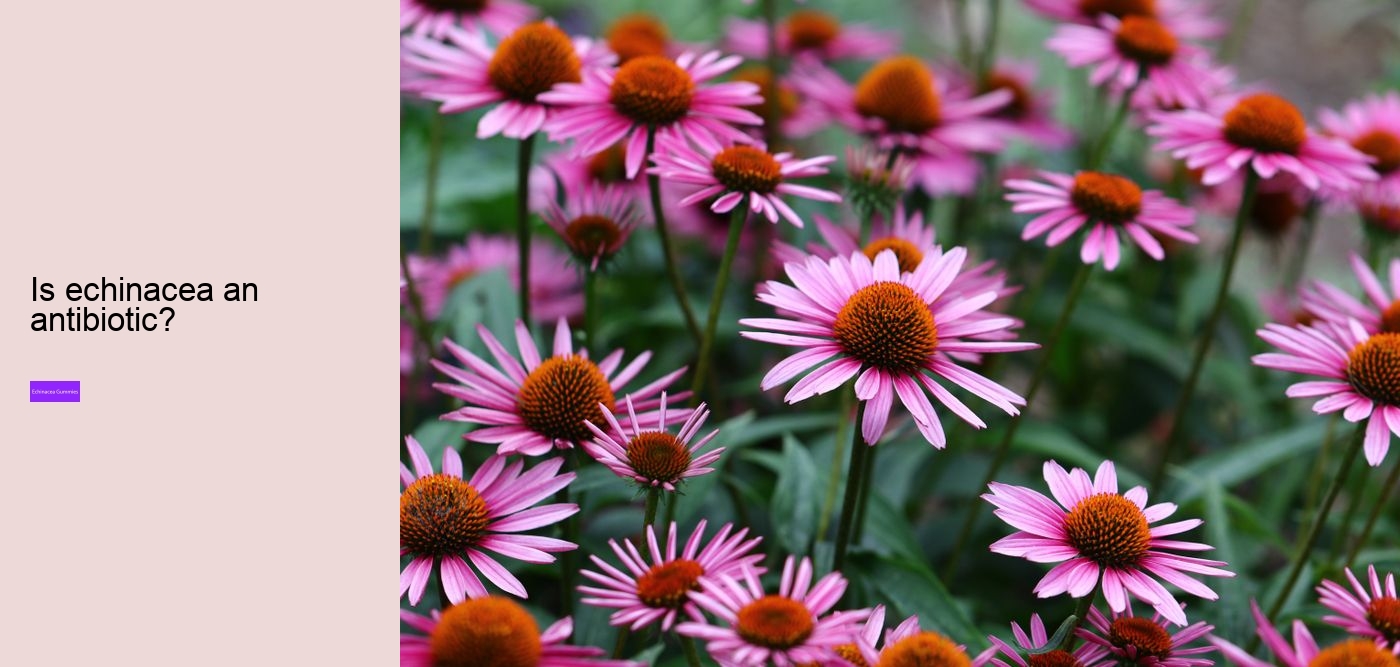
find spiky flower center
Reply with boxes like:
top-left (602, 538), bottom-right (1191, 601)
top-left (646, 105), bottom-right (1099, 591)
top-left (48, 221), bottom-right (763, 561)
top-left (879, 632), bottom-right (972, 667)
top-left (587, 144), bottom-right (629, 184)
top-left (1381, 302), bottom-right (1400, 334)
top-left (1368, 597), bottom-right (1400, 643)
top-left (516, 355), bottom-right (616, 443)
top-left (1346, 333), bottom-right (1400, 406)
top-left (1223, 94), bottom-right (1307, 155)
top-left (563, 215), bottom-right (623, 260)
top-left (487, 22), bottom-right (582, 103)
top-left (835, 644), bottom-right (871, 667)
top-left (982, 72), bottom-right (1032, 119)
top-left (430, 596), bottom-right (543, 667)
top-left (1353, 130), bottom-right (1400, 175)
top-left (419, 0), bottom-right (489, 13)
top-left (1079, 0), bottom-right (1157, 19)
top-left (625, 431), bottom-right (692, 483)
top-left (607, 14), bottom-right (669, 64)
top-left (1064, 493), bottom-right (1152, 567)
top-left (734, 66), bottom-right (799, 121)
top-left (1249, 191), bottom-right (1301, 236)
top-left (1113, 16), bottom-right (1177, 65)
top-left (863, 237), bottom-right (926, 273)
top-left (401, 474), bottom-right (489, 556)
top-left (712, 146), bottom-right (784, 194)
top-left (787, 10), bottom-right (842, 50)
top-left (1307, 639), bottom-right (1400, 667)
top-left (735, 596), bottom-right (815, 649)
top-left (1071, 172), bottom-right (1143, 224)
top-left (609, 56), bottom-right (695, 126)
top-left (833, 281), bottom-right (938, 373)
top-left (855, 56), bottom-right (943, 134)
top-left (1030, 650), bottom-right (1084, 667)
top-left (1109, 616), bottom-right (1174, 659)
top-left (635, 558), bottom-right (704, 608)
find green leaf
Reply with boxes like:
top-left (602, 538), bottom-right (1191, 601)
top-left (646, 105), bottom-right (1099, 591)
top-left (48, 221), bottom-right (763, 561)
top-left (1013, 422), bottom-right (1147, 488)
top-left (1029, 616), bottom-right (1079, 654)
top-left (446, 268), bottom-right (520, 345)
top-left (674, 412), bottom-right (836, 523)
top-left (1204, 476), bottom-right (1251, 643)
top-left (864, 555), bottom-right (984, 649)
top-left (1168, 420), bottom-right (1329, 503)
top-left (861, 493), bottom-right (925, 563)
top-left (772, 435), bottom-right (820, 554)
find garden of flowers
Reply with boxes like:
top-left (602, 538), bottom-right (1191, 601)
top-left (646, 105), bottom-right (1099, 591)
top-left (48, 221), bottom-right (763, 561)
top-left (398, 0), bottom-right (1400, 665)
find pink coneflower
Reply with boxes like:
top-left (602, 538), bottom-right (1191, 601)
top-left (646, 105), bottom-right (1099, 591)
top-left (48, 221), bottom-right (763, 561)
top-left (406, 233), bottom-right (581, 322)
top-left (531, 143), bottom-right (646, 211)
top-left (399, 0), bottom-right (535, 40)
top-left (854, 612), bottom-right (999, 667)
top-left (984, 460), bottom-right (1233, 626)
top-left (432, 318), bottom-right (687, 456)
top-left (1359, 185), bottom-right (1400, 236)
top-left (794, 57), bottom-right (1011, 196)
top-left (1212, 601), bottom-right (1400, 667)
top-left (730, 66), bottom-right (831, 140)
top-left (741, 249), bottom-right (1037, 448)
top-left (604, 13), bottom-right (671, 64)
top-left (1078, 604), bottom-right (1215, 667)
top-left (1004, 170), bottom-right (1198, 270)
top-left (773, 205), bottom-right (938, 271)
top-left (1317, 565), bottom-right (1400, 653)
top-left (1195, 172), bottom-right (1310, 241)
top-left (583, 393), bottom-right (722, 490)
top-left (843, 144), bottom-right (917, 218)
top-left (648, 139), bottom-right (839, 227)
top-left (1300, 254), bottom-right (1400, 335)
top-left (399, 436), bottom-right (577, 604)
top-left (540, 52), bottom-right (764, 179)
top-left (1253, 317), bottom-right (1400, 466)
top-left (1148, 92), bottom-right (1377, 191)
top-left (989, 613), bottom-right (1113, 667)
top-left (1047, 16), bottom-right (1219, 110)
top-left (400, 22), bottom-right (612, 139)
top-left (1021, 0), bottom-right (1224, 40)
top-left (975, 61), bottom-right (1074, 148)
top-left (541, 185), bottom-right (642, 271)
top-left (676, 556), bottom-right (869, 666)
top-left (725, 10), bottom-right (898, 63)
top-left (578, 520), bottom-right (765, 631)
top-left (400, 596), bottom-right (643, 667)
top-left (1320, 92), bottom-right (1400, 188)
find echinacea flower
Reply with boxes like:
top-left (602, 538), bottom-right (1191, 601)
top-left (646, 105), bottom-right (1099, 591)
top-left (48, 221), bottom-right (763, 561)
top-left (1301, 253), bottom-right (1400, 335)
top-left (975, 61), bottom-right (1074, 148)
top-left (1359, 185), bottom-right (1400, 236)
top-left (1004, 170), bottom-right (1198, 270)
top-left (1317, 564), bottom-right (1400, 653)
top-left (773, 205), bottom-right (938, 272)
top-left (990, 613), bottom-right (1113, 667)
top-left (399, 0), bottom-right (535, 40)
top-left (541, 185), bottom-right (642, 271)
top-left (433, 318), bottom-right (687, 456)
top-left (725, 10), bottom-right (897, 63)
top-left (406, 233), bottom-right (581, 321)
top-left (854, 613), bottom-right (999, 667)
top-left (399, 436), bottom-right (577, 604)
top-left (578, 520), bottom-right (765, 631)
top-left (540, 52), bottom-right (763, 178)
top-left (400, 596), bottom-right (643, 667)
top-left (1320, 92), bottom-right (1400, 189)
top-left (532, 143), bottom-right (646, 211)
top-left (844, 144), bottom-right (917, 218)
top-left (1149, 92), bottom-right (1377, 191)
top-left (1253, 317), bottom-right (1400, 466)
top-left (1212, 601), bottom-right (1400, 667)
top-left (742, 249), bottom-right (1037, 447)
top-left (1047, 15), bottom-right (1219, 110)
top-left (730, 66), bottom-right (830, 139)
top-left (400, 22), bottom-right (612, 139)
top-left (583, 393), bottom-right (723, 490)
top-left (677, 556), bottom-right (869, 666)
top-left (649, 139), bottom-right (840, 227)
top-left (984, 460), bottom-right (1233, 626)
top-left (1021, 0), bottom-right (1224, 40)
top-left (605, 13), bottom-right (671, 64)
top-left (1078, 604), bottom-right (1215, 667)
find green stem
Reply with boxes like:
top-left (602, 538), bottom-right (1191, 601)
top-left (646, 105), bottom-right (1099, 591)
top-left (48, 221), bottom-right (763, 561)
top-left (517, 134), bottom-right (537, 329)
top-left (643, 487), bottom-right (661, 530)
top-left (1151, 170), bottom-right (1259, 489)
top-left (1303, 415), bottom-right (1338, 518)
top-left (1329, 464), bottom-right (1371, 564)
top-left (833, 401), bottom-right (869, 572)
top-left (680, 635), bottom-right (704, 667)
top-left (943, 260), bottom-right (1094, 580)
top-left (852, 430), bottom-right (879, 542)
top-left (1347, 458), bottom-right (1400, 568)
top-left (1088, 80), bottom-right (1142, 170)
top-left (584, 270), bottom-right (599, 358)
top-left (399, 244), bottom-right (435, 359)
top-left (691, 207), bottom-right (747, 400)
top-left (611, 627), bottom-right (631, 659)
top-left (1284, 200), bottom-right (1320, 290)
top-left (646, 127), bottom-right (702, 342)
top-left (952, 0), bottom-right (973, 68)
top-left (419, 111), bottom-right (444, 254)
top-left (1220, 0), bottom-right (1259, 63)
top-left (817, 391), bottom-right (856, 540)
top-left (1061, 591), bottom-right (1098, 650)
top-left (975, 0), bottom-right (1002, 86)
top-left (761, 0), bottom-right (781, 149)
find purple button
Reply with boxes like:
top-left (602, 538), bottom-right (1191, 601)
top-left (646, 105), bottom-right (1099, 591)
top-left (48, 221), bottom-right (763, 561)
top-left (31, 381), bottom-right (80, 402)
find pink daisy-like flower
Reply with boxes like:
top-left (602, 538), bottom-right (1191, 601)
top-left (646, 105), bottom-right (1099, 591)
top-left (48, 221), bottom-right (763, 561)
top-left (1359, 184), bottom-right (1400, 236)
top-left (741, 249), bottom-right (1037, 448)
top-left (676, 556), bottom-right (869, 666)
top-left (649, 139), bottom-right (840, 227)
top-left (1253, 316), bottom-right (1400, 466)
top-left (578, 520), bottom-right (765, 631)
top-left (984, 460), bottom-right (1233, 626)
top-left (406, 233), bottom-right (581, 322)
top-left (972, 60), bottom-right (1074, 148)
top-left (1004, 170), bottom-right (1198, 270)
top-left (541, 185), bottom-right (642, 272)
top-left (854, 612), bottom-right (999, 667)
top-left (730, 66), bottom-right (832, 140)
top-left (989, 613), bottom-right (1113, 667)
top-left (773, 206), bottom-right (938, 271)
top-left (583, 393), bottom-right (723, 490)
top-left (399, 436), bottom-right (577, 604)
top-left (1021, 0), bottom-right (1224, 40)
top-left (400, 22), bottom-right (612, 139)
top-left (1047, 15), bottom-right (1219, 110)
top-left (1317, 564), bottom-right (1400, 653)
top-left (539, 51), bottom-right (764, 179)
top-left (725, 10), bottom-right (897, 63)
top-left (1212, 601), bottom-right (1400, 667)
top-left (399, 0), bottom-right (535, 40)
top-left (1301, 253), bottom-right (1400, 335)
top-left (1320, 92), bottom-right (1400, 189)
top-left (843, 144), bottom-right (918, 217)
top-left (531, 143), bottom-right (646, 212)
top-left (795, 57), bottom-right (1012, 196)
top-left (1078, 604), bottom-right (1215, 667)
top-left (400, 596), bottom-right (643, 667)
top-left (432, 318), bottom-right (687, 456)
top-left (1148, 92), bottom-right (1377, 191)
